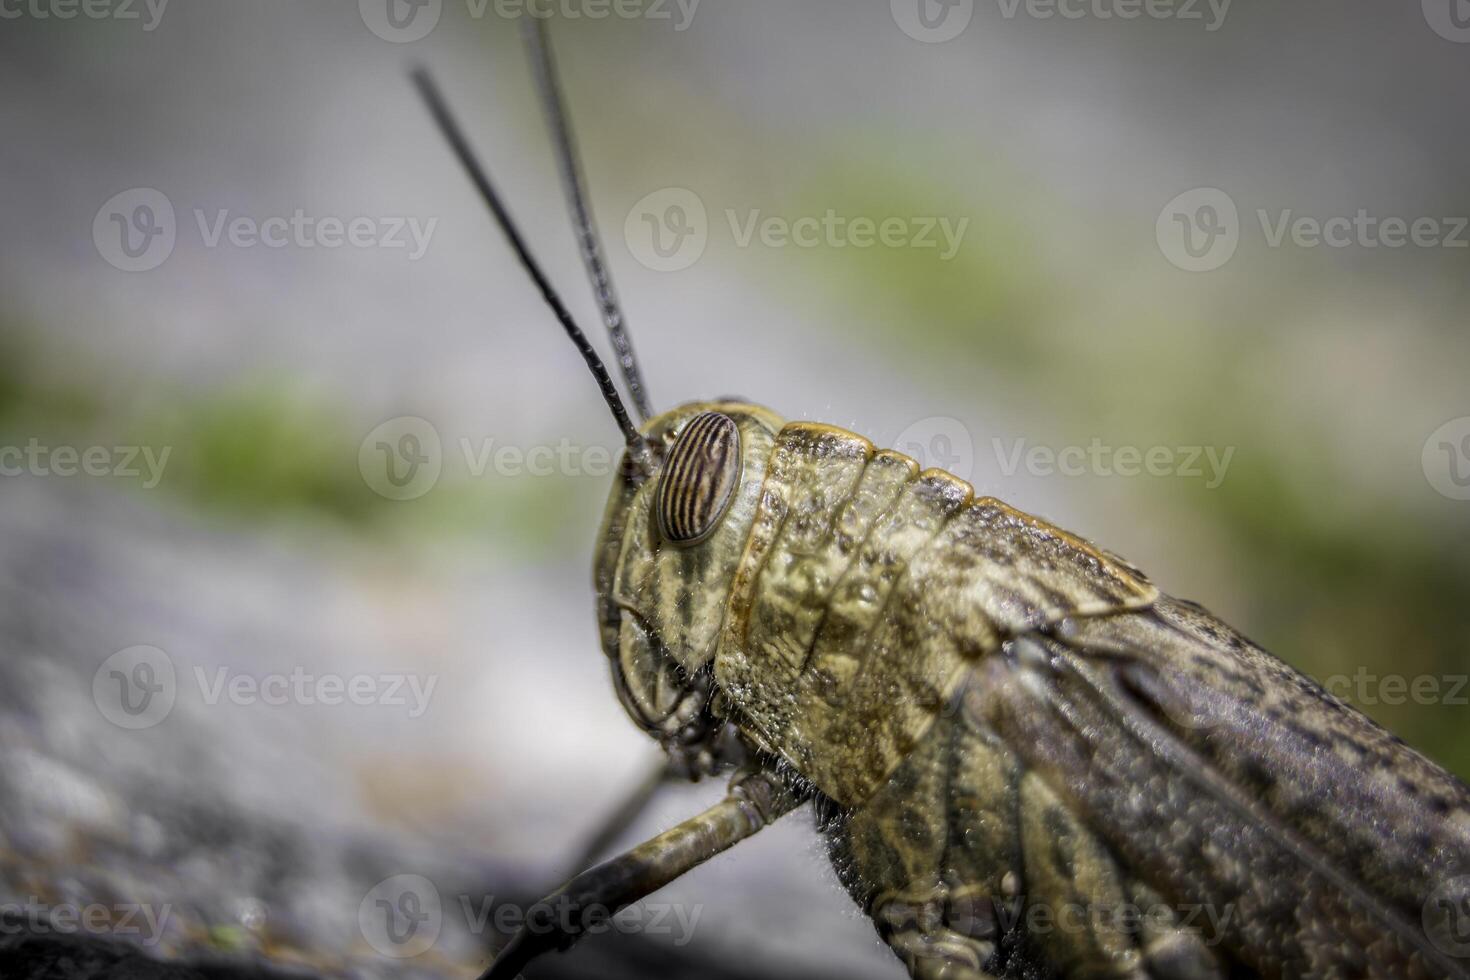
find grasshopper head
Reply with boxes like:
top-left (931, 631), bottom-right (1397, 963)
top-left (593, 400), bottom-right (784, 773)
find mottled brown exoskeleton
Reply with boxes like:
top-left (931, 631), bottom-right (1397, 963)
top-left (414, 24), bottom-right (1470, 980)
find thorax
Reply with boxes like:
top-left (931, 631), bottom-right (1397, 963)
top-left (714, 421), bottom-right (1157, 805)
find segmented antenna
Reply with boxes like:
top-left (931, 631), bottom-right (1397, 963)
top-left (411, 67), bottom-right (648, 461)
top-left (522, 18), bottom-right (653, 422)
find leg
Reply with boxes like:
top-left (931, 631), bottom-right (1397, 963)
top-left (829, 705), bottom-right (1025, 980)
top-left (1017, 772), bottom-right (1225, 979)
top-left (833, 660), bottom-right (1228, 980)
top-left (478, 768), bottom-right (801, 980)
top-left (1018, 771), bottom-right (1139, 975)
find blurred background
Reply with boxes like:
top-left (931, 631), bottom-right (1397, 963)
top-left (1, 0), bottom-right (1468, 976)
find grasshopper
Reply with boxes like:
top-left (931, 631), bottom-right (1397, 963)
top-left (413, 23), bottom-right (1470, 980)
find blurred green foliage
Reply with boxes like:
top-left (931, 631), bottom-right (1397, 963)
top-left (0, 331), bottom-right (585, 558)
top-left (149, 383), bottom-right (377, 524)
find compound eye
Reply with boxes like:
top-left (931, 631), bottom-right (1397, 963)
top-left (656, 412), bottom-right (742, 546)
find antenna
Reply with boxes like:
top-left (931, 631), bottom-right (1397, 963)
top-left (411, 66), bottom-right (648, 463)
top-left (522, 18), bottom-right (654, 422)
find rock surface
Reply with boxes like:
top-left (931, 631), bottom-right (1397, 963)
top-left (0, 479), bottom-right (896, 979)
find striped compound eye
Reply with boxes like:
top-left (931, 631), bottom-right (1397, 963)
top-left (656, 412), bottom-right (742, 546)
